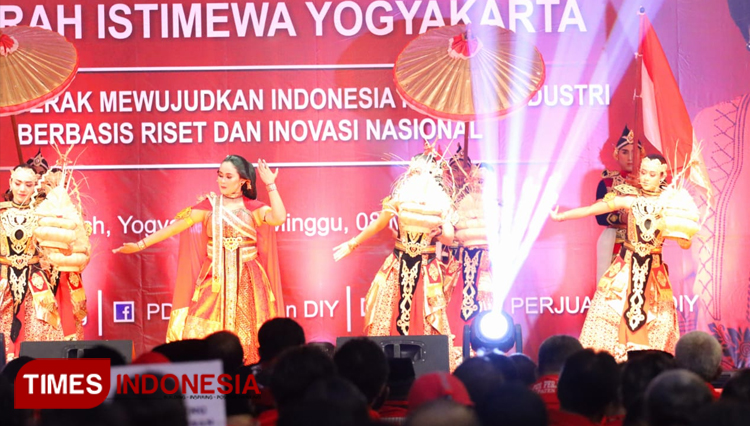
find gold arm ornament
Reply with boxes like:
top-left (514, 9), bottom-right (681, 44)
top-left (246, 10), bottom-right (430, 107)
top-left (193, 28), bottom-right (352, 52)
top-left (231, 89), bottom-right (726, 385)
top-left (175, 206), bottom-right (195, 227)
top-left (604, 192), bottom-right (617, 210)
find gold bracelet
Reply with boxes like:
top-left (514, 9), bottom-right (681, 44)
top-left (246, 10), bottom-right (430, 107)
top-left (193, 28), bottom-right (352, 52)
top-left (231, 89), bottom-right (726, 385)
top-left (267, 183), bottom-right (277, 192)
top-left (604, 192), bottom-right (616, 210)
top-left (137, 240), bottom-right (147, 251)
top-left (348, 239), bottom-right (359, 251)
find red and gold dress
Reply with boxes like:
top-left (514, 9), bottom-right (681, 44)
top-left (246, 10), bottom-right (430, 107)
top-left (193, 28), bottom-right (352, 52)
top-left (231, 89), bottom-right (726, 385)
top-left (580, 186), bottom-right (679, 361)
top-left (0, 201), bottom-right (86, 361)
top-left (364, 199), bottom-right (451, 338)
top-left (166, 193), bottom-right (283, 364)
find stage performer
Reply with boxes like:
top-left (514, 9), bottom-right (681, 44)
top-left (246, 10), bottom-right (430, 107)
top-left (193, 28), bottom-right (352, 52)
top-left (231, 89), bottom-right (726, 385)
top-left (443, 147), bottom-right (499, 350)
top-left (594, 125), bottom-right (644, 280)
top-left (114, 155), bottom-right (285, 364)
top-left (1, 160), bottom-right (89, 361)
top-left (551, 154), bottom-right (699, 361)
top-left (333, 145), bottom-right (455, 339)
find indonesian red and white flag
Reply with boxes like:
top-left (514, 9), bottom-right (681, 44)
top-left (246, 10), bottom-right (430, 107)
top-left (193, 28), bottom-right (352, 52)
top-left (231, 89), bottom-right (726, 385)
top-left (639, 13), bottom-right (712, 201)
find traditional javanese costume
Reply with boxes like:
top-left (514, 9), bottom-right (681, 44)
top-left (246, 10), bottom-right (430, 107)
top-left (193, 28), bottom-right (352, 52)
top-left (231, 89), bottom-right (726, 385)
top-left (0, 157), bottom-right (89, 361)
top-left (166, 193), bottom-right (283, 364)
top-left (364, 156), bottom-right (453, 338)
top-left (594, 126), bottom-right (643, 280)
top-left (580, 184), bottom-right (681, 361)
top-left (444, 165), bottom-right (498, 344)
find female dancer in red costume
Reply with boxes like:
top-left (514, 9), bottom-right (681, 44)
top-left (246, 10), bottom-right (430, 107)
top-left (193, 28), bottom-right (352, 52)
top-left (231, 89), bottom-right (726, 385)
top-left (115, 155), bottom-right (286, 363)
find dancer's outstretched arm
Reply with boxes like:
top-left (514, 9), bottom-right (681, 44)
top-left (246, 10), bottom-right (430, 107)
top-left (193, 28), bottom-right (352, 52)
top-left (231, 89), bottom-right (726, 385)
top-left (113, 209), bottom-right (207, 254)
top-left (550, 195), bottom-right (633, 222)
top-left (333, 209), bottom-right (395, 262)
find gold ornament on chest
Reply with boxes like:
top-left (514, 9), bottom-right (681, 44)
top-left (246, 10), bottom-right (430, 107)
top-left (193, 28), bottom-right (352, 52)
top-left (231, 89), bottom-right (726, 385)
top-left (401, 231), bottom-right (430, 257)
top-left (632, 197), bottom-right (661, 243)
top-left (1, 208), bottom-right (38, 254)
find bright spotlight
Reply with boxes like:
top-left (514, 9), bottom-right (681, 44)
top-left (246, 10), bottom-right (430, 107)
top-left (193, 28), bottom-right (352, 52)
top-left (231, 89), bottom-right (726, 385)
top-left (478, 311), bottom-right (509, 340)
top-left (468, 310), bottom-right (520, 354)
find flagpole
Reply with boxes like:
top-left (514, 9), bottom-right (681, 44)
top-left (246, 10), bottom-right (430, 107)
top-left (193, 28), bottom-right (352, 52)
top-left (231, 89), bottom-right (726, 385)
top-left (633, 6), bottom-right (646, 177)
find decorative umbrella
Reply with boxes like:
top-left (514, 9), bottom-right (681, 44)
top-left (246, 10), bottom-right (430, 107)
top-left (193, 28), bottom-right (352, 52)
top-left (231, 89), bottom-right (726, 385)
top-left (0, 26), bottom-right (79, 163)
top-left (394, 24), bottom-right (545, 158)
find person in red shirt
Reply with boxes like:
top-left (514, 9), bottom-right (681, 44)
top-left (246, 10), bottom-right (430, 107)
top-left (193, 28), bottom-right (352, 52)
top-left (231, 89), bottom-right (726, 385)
top-left (550, 349), bottom-right (620, 426)
top-left (407, 371), bottom-right (474, 412)
top-left (530, 335), bottom-right (583, 411)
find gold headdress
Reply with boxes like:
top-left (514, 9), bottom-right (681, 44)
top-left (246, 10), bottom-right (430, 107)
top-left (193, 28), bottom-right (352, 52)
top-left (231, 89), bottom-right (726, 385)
top-left (389, 140), bottom-right (453, 218)
top-left (641, 156), bottom-right (668, 175)
top-left (10, 165), bottom-right (37, 182)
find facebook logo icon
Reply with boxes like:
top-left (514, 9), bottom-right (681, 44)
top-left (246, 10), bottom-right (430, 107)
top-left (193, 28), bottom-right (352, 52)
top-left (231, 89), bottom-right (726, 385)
top-left (113, 301), bottom-right (135, 323)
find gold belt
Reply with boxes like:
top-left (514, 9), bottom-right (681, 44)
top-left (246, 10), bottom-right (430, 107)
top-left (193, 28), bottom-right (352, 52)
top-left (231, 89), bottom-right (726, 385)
top-left (0, 254), bottom-right (39, 269)
top-left (208, 237), bottom-right (257, 248)
top-left (624, 242), bottom-right (662, 255)
top-left (208, 238), bottom-right (258, 261)
top-left (395, 241), bottom-right (436, 256)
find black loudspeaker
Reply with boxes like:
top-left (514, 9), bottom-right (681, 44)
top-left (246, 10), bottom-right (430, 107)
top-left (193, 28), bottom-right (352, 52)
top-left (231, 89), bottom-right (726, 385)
top-left (19, 340), bottom-right (134, 363)
top-left (336, 335), bottom-right (449, 377)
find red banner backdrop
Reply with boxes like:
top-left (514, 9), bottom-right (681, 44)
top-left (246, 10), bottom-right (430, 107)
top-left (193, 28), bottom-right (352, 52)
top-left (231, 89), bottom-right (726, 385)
top-left (1, 0), bottom-right (749, 367)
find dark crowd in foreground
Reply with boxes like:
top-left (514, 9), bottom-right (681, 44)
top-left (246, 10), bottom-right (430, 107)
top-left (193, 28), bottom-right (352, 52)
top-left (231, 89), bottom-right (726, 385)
top-left (2, 318), bottom-right (750, 426)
